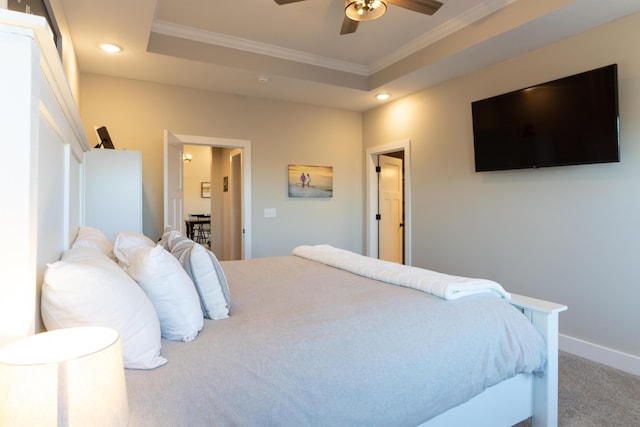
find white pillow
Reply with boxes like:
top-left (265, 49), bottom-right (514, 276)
top-left (169, 236), bottom-right (231, 320)
top-left (158, 225), bottom-right (183, 250)
top-left (125, 245), bottom-right (204, 342)
top-left (71, 226), bottom-right (115, 259)
top-left (42, 247), bottom-right (167, 370)
top-left (113, 231), bottom-right (156, 267)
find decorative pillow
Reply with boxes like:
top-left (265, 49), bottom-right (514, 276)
top-left (125, 244), bottom-right (204, 342)
top-left (71, 226), bottom-right (115, 259)
top-left (42, 247), bottom-right (167, 370)
top-left (168, 236), bottom-right (231, 320)
top-left (158, 226), bottom-right (183, 251)
top-left (113, 231), bottom-right (156, 267)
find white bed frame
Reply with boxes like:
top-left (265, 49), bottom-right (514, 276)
top-left (422, 294), bottom-right (567, 427)
top-left (0, 11), bottom-right (568, 427)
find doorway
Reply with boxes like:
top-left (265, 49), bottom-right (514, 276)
top-left (378, 152), bottom-right (404, 264)
top-left (164, 131), bottom-right (252, 259)
top-left (366, 140), bottom-right (412, 265)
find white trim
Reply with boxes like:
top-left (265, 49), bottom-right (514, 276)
top-left (559, 334), bottom-right (640, 376)
top-left (369, 0), bottom-right (519, 73)
top-left (152, 20), bottom-right (369, 76)
top-left (152, 0), bottom-right (518, 77)
top-left (365, 140), bottom-right (412, 265)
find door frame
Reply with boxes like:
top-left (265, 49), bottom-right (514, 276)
top-left (166, 132), bottom-right (252, 259)
top-left (366, 139), bottom-right (412, 265)
top-left (163, 130), bottom-right (184, 233)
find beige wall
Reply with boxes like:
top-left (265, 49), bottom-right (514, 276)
top-left (364, 12), bottom-right (640, 361)
top-left (78, 75), bottom-right (363, 257)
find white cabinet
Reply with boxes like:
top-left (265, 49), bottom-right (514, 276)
top-left (84, 149), bottom-right (143, 240)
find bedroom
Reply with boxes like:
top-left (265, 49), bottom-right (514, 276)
top-left (72, 1), bottom-right (640, 375)
top-left (0, 0), bottom-right (638, 423)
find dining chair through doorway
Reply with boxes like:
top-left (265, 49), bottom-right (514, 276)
top-left (188, 214), bottom-right (211, 248)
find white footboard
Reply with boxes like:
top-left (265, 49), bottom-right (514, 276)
top-left (510, 293), bottom-right (567, 427)
top-left (421, 293), bottom-right (567, 427)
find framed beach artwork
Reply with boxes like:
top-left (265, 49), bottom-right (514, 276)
top-left (288, 165), bottom-right (333, 198)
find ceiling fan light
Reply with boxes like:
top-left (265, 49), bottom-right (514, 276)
top-left (345, 0), bottom-right (387, 22)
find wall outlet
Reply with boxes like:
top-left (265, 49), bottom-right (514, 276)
top-left (264, 208), bottom-right (277, 218)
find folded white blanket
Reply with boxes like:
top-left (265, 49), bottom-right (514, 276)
top-left (292, 245), bottom-right (510, 300)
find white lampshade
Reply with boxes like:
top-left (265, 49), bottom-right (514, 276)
top-left (0, 326), bottom-right (128, 426)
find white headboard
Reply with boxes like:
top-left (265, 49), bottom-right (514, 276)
top-left (0, 10), bottom-right (89, 346)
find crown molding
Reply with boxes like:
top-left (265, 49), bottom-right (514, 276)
top-left (151, 20), bottom-right (370, 76)
top-left (369, 0), bottom-right (518, 73)
top-left (152, 0), bottom-right (516, 78)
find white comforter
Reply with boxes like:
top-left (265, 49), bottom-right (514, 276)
top-left (293, 244), bottom-right (510, 300)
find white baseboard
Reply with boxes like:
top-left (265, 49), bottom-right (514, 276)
top-left (559, 334), bottom-right (640, 376)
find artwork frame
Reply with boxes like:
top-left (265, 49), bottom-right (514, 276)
top-left (288, 165), bottom-right (333, 198)
top-left (201, 182), bottom-right (211, 198)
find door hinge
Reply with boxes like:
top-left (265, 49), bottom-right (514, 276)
top-left (375, 166), bottom-right (381, 173)
top-left (376, 214), bottom-right (381, 220)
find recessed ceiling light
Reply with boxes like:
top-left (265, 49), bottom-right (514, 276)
top-left (99, 43), bottom-right (122, 54)
top-left (375, 93), bottom-right (390, 101)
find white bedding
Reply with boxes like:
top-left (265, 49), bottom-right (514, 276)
top-left (125, 255), bottom-right (545, 426)
top-left (293, 244), bottom-right (510, 300)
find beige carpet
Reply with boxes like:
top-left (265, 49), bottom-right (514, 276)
top-left (515, 351), bottom-right (640, 426)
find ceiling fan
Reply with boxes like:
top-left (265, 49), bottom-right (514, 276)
top-left (274, 0), bottom-right (444, 35)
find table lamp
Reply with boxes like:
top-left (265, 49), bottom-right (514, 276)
top-left (0, 326), bottom-right (128, 426)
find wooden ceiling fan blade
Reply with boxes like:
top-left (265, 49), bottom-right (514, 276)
top-left (340, 17), bottom-right (359, 35)
top-left (274, 0), bottom-right (307, 4)
top-left (386, 0), bottom-right (443, 15)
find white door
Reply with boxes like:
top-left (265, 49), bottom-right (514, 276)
top-left (379, 154), bottom-right (403, 263)
top-left (230, 150), bottom-right (243, 260)
top-left (163, 130), bottom-right (184, 232)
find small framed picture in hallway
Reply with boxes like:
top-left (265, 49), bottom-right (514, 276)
top-left (201, 182), bottom-right (211, 198)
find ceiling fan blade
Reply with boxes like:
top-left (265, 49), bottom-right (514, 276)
top-left (274, 0), bottom-right (307, 4)
top-left (340, 17), bottom-right (359, 35)
top-left (386, 0), bottom-right (443, 15)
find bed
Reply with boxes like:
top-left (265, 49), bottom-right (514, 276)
top-left (36, 227), bottom-right (566, 427)
top-left (118, 241), bottom-right (565, 427)
top-left (1, 11), bottom-right (566, 427)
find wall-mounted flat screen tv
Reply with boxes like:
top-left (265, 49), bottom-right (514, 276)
top-left (471, 64), bottom-right (619, 172)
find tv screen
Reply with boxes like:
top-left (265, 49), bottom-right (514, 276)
top-left (95, 126), bottom-right (115, 149)
top-left (471, 64), bottom-right (619, 172)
